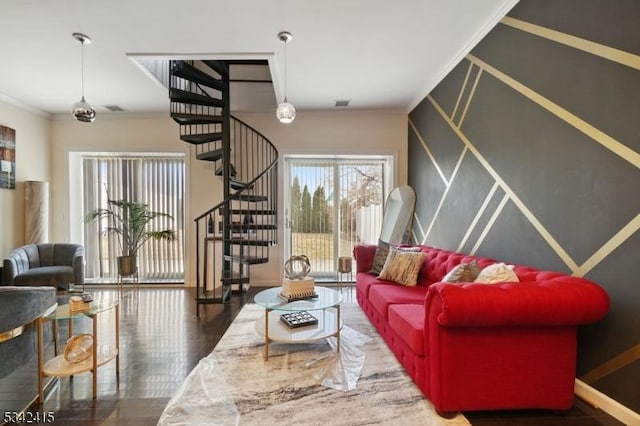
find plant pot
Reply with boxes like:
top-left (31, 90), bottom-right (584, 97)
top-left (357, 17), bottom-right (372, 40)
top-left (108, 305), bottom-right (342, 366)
top-left (117, 255), bottom-right (137, 277)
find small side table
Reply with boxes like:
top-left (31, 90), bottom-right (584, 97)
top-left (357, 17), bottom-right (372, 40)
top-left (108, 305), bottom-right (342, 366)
top-left (37, 300), bottom-right (120, 402)
top-left (337, 256), bottom-right (353, 290)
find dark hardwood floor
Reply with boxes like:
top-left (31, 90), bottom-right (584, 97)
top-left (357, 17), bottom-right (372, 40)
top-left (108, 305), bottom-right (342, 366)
top-left (1, 286), bottom-right (623, 425)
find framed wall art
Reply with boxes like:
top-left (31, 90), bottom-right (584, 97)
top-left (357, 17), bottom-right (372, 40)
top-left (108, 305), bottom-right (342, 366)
top-left (0, 125), bottom-right (16, 189)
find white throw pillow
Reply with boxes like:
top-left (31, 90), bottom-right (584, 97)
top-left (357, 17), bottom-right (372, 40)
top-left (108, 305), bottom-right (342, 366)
top-left (474, 262), bottom-right (519, 284)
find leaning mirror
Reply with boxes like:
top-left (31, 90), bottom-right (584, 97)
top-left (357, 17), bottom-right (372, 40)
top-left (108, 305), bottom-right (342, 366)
top-left (379, 185), bottom-right (416, 245)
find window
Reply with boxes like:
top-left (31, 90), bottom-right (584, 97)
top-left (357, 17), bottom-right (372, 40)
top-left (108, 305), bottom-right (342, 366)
top-left (284, 156), bottom-right (391, 279)
top-left (81, 154), bottom-right (185, 281)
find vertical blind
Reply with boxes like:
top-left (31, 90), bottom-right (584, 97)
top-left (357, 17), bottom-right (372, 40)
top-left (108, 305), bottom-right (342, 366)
top-left (286, 157), bottom-right (387, 277)
top-left (82, 155), bottom-right (185, 281)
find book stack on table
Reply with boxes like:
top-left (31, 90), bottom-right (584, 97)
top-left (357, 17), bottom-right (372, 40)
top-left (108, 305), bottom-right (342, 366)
top-left (279, 277), bottom-right (317, 302)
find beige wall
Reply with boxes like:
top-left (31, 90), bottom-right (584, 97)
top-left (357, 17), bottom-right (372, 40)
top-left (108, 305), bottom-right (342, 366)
top-left (49, 109), bottom-right (407, 286)
top-left (0, 98), bottom-right (51, 258)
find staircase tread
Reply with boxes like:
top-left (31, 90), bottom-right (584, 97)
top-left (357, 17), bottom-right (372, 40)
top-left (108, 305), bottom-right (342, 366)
top-left (234, 194), bottom-right (268, 202)
top-left (195, 296), bottom-right (226, 304)
top-left (226, 236), bottom-right (274, 241)
top-left (226, 238), bottom-right (275, 246)
top-left (196, 148), bottom-right (225, 161)
top-left (220, 271), bottom-right (249, 284)
top-left (220, 271), bottom-right (247, 278)
top-left (224, 208), bottom-right (277, 215)
top-left (230, 180), bottom-right (251, 190)
top-left (228, 224), bottom-right (277, 230)
top-left (172, 113), bottom-right (224, 125)
top-left (182, 132), bottom-right (223, 145)
top-left (173, 61), bottom-right (224, 91)
top-left (223, 255), bottom-right (269, 265)
top-left (170, 88), bottom-right (224, 108)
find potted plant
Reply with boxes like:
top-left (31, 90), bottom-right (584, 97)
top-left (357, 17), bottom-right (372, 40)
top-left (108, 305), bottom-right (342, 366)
top-left (84, 199), bottom-right (176, 276)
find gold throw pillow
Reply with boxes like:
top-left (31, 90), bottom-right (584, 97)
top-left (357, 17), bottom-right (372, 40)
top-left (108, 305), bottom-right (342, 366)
top-left (378, 247), bottom-right (427, 286)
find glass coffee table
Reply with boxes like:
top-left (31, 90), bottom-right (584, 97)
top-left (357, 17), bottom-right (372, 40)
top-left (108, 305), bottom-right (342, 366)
top-left (254, 286), bottom-right (343, 360)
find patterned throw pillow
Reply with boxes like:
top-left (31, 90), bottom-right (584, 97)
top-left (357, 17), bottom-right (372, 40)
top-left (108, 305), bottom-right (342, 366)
top-left (474, 263), bottom-right (519, 284)
top-left (442, 260), bottom-right (481, 283)
top-left (369, 240), bottom-right (421, 275)
top-left (369, 239), bottom-right (391, 275)
top-left (377, 247), bottom-right (427, 286)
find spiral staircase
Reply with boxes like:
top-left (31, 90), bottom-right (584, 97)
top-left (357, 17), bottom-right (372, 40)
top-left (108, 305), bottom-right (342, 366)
top-left (169, 60), bottom-right (278, 312)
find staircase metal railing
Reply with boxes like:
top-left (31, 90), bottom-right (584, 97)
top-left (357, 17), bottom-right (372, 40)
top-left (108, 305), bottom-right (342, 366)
top-left (193, 117), bottom-right (278, 311)
top-left (169, 59), bottom-right (278, 313)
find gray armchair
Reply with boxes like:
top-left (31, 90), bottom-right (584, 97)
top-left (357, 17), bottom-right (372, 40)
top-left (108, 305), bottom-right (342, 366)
top-left (2, 243), bottom-right (84, 291)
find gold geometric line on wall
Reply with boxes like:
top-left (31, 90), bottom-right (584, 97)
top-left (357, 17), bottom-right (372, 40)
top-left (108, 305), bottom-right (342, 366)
top-left (467, 54), bottom-right (640, 170)
top-left (408, 119), bottom-right (449, 186)
top-left (457, 181), bottom-right (500, 253)
top-left (413, 212), bottom-right (426, 243)
top-left (470, 193), bottom-right (510, 256)
top-left (421, 147), bottom-right (468, 244)
top-left (501, 16), bottom-right (640, 72)
top-left (457, 68), bottom-right (483, 128)
top-left (581, 343), bottom-right (640, 385)
top-left (576, 213), bottom-right (640, 277)
top-left (427, 94), bottom-right (580, 272)
top-left (408, 228), bottom-right (416, 245)
top-left (451, 61), bottom-right (474, 121)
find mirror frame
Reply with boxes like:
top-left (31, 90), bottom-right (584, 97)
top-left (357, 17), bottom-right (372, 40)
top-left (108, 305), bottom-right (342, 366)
top-left (379, 185), bottom-right (416, 244)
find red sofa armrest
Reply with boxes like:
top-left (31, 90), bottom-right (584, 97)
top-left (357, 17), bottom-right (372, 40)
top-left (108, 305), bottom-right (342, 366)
top-left (426, 277), bottom-right (609, 327)
top-left (353, 244), bottom-right (377, 273)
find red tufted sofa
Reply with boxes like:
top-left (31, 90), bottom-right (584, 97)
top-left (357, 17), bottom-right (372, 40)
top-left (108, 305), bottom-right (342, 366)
top-left (353, 244), bottom-right (610, 414)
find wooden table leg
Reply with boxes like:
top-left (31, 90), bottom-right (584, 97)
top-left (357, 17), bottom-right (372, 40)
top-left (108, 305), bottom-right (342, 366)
top-left (53, 320), bottom-right (58, 356)
top-left (115, 302), bottom-right (120, 375)
top-left (37, 318), bottom-right (44, 404)
top-left (264, 309), bottom-right (270, 360)
top-left (336, 305), bottom-right (341, 353)
top-left (92, 314), bottom-right (98, 399)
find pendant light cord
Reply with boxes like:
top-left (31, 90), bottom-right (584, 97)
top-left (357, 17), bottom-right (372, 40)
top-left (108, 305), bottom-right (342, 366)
top-left (283, 40), bottom-right (288, 102)
top-left (81, 40), bottom-right (85, 98)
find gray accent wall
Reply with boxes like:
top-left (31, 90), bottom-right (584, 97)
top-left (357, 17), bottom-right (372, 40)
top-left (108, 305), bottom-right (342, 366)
top-left (408, 0), bottom-right (640, 414)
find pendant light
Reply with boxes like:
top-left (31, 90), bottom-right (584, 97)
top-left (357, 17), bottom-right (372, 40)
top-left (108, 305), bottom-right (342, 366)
top-left (276, 31), bottom-right (295, 124)
top-left (71, 32), bottom-right (96, 123)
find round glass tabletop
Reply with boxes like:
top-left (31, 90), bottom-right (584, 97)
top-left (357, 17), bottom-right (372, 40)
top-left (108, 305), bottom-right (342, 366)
top-left (46, 300), bottom-right (119, 320)
top-left (254, 286), bottom-right (342, 311)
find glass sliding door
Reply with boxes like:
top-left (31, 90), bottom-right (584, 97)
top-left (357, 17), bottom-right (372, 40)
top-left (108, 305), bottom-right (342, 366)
top-left (284, 156), bottom-right (391, 279)
top-left (82, 153), bottom-right (185, 282)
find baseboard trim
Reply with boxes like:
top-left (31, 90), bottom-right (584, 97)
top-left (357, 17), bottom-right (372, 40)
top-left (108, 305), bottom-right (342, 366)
top-left (575, 379), bottom-right (640, 425)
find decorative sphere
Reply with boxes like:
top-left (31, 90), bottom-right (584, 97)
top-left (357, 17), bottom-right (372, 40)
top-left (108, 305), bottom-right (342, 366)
top-left (276, 101), bottom-right (296, 123)
top-left (284, 255), bottom-right (311, 279)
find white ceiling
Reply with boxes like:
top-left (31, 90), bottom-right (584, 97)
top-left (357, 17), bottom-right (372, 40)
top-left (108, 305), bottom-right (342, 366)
top-left (0, 0), bottom-right (517, 116)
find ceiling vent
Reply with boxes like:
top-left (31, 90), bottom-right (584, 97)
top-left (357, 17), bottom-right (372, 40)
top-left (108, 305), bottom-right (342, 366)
top-left (335, 100), bottom-right (350, 107)
top-left (104, 105), bottom-right (125, 112)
